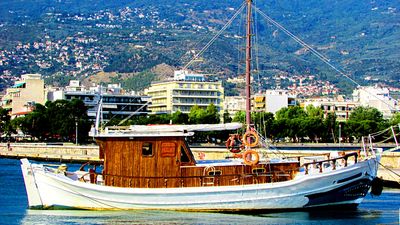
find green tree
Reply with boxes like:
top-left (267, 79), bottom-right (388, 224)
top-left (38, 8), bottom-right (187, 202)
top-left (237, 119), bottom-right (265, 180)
top-left (273, 106), bottom-right (307, 142)
top-left (389, 113), bottom-right (400, 126)
top-left (223, 110), bottom-right (232, 123)
top-left (345, 106), bottom-right (386, 141)
top-left (20, 104), bottom-right (49, 140)
top-left (171, 111), bottom-right (188, 124)
top-left (0, 107), bottom-right (15, 139)
top-left (232, 111), bottom-right (245, 123)
top-left (252, 112), bottom-right (274, 138)
top-left (204, 104), bottom-right (220, 124)
top-left (18, 99), bottom-right (90, 142)
top-left (323, 112), bottom-right (337, 142)
top-left (188, 104), bottom-right (219, 124)
top-left (305, 105), bottom-right (324, 119)
top-left (188, 105), bottom-right (203, 124)
top-left (275, 106), bottom-right (307, 120)
top-left (303, 105), bottom-right (325, 142)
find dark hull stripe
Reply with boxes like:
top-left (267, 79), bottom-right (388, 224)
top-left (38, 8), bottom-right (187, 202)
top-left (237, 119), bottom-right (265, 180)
top-left (305, 178), bottom-right (371, 208)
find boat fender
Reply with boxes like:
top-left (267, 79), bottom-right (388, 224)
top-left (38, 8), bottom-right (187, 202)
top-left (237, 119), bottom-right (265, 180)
top-left (56, 164), bottom-right (68, 175)
top-left (89, 168), bottom-right (97, 184)
top-left (242, 131), bottom-right (259, 148)
top-left (370, 177), bottom-right (383, 196)
top-left (243, 150), bottom-right (259, 166)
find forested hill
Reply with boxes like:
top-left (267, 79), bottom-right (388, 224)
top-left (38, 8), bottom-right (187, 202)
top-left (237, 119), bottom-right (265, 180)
top-left (0, 0), bottom-right (399, 93)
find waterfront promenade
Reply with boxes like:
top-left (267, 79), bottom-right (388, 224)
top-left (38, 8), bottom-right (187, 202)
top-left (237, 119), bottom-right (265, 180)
top-left (1, 142), bottom-right (399, 186)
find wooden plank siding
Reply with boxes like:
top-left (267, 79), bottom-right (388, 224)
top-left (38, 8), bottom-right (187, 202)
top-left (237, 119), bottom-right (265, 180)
top-left (97, 137), bottom-right (299, 188)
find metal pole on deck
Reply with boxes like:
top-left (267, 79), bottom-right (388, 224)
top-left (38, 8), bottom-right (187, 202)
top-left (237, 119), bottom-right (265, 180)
top-left (362, 137), bottom-right (367, 157)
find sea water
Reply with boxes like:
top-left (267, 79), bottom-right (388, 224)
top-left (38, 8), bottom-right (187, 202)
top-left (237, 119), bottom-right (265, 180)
top-left (0, 158), bottom-right (399, 225)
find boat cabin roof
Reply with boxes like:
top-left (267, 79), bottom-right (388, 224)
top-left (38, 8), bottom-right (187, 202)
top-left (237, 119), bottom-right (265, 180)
top-left (90, 123), bottom-right (242, 138)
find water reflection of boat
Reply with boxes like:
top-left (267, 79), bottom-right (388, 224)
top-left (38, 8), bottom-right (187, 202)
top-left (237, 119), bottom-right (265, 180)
top-left (20, 0), bottom-right (382, 211)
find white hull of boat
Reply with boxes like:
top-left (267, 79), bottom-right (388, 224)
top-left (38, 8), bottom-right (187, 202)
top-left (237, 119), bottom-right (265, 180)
top-left (20, 158), bottom-right (379, 211)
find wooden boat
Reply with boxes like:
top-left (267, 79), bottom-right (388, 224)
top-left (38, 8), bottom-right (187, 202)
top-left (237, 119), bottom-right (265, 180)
top-left (20, 123), bottom-right (381, 210)
top-left (20, 121), bottom-right (382, 211)
top-left (20, 0), bottom-right (382, 211)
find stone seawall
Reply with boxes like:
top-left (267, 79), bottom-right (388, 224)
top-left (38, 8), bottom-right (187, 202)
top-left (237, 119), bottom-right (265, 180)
top-left (0, 143), bottom-right (100, 163)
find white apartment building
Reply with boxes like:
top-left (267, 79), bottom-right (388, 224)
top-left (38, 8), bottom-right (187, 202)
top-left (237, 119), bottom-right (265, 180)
top-left (352, 86), bottom-right (399, 119)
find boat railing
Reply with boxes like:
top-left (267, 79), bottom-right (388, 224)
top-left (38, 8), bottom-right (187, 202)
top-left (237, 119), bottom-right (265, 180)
top-left (302, 152), bottom-right (358, 175)
top-left (91, 168), bottom-right (297, 188)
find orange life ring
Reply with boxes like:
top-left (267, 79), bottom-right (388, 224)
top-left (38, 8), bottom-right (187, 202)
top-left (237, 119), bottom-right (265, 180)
top-left (243, 150), bottom-right (259, 166)
top-left (225, 135), bottom-right (244, 153)
top-left (242, 131), bottom-right (259, 147)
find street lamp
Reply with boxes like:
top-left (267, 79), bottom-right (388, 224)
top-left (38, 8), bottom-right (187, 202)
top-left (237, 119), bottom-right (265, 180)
top-left (75, 119), bottom-right (78, 145)
top-left (338, 123), bottom-right (342, 146)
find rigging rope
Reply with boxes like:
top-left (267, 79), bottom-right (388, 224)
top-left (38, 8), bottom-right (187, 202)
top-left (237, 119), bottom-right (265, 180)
top-left (183, 2), bottom-right (247, 70)
top-left (253, 0), bottom-right (262, 93)
top-left (378, 162), bottom-right (400, 183)
top-left (117, 101), bottom-right (151, 126)
top-left (253, 5), bottom-right (397, 111)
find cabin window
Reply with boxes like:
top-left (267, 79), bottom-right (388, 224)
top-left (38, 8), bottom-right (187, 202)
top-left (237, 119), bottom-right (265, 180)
top-left (180, 146), bottom-right (190, 163)
top-left (161, 142), bottom-right (176, 157)
top-left (142, 142), bottom-right (153, 156)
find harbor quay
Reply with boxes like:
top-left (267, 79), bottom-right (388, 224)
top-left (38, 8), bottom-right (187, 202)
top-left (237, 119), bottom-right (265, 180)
top-left (1, 142), bottom-right (399, 186)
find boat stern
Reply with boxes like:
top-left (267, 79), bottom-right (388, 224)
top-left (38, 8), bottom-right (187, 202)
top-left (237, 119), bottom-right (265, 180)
top-left (20, 158), bottom-right (43, 209)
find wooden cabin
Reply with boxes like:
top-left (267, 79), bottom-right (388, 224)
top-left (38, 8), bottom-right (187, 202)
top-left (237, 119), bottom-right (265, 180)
top-left (95, 127), bottom-right (300, 188)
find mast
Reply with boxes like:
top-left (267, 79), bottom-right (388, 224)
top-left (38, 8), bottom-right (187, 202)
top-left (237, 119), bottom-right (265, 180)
top-left (245, 0), bottom-right (252, 131)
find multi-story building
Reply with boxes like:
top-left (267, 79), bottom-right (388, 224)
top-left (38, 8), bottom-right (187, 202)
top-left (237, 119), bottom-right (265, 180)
top-left (224, 96), bottom-right (246, 118)
top-left (49, 80), bottom-right (150, 121)
top-left (253, 90), bottom-right (297, 114)
top-left (301, 96), bottom-right (359, 121)
top-left (224, 90), bottom-right (297, 119)
top-left (145, 70), bottom-right (224, 115)
top-left (353, 85), bottom-right (400, 119)
top-left (1, 74), bottom-right (45, 116)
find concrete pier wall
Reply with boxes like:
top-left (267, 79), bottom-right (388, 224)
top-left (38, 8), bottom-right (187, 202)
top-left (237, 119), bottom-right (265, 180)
top-left (0, 143), bottom-right (100, 162)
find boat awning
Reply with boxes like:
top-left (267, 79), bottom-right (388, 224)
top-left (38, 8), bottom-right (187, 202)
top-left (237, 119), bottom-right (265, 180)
top-left (90, 123), bottom-right (243, 138)
top-left (128, 123), bottom-right (243, 133)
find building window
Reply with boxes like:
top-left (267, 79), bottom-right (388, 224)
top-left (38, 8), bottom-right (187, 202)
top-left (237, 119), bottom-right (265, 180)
top-left (142, 143), bottom-right (153, 157)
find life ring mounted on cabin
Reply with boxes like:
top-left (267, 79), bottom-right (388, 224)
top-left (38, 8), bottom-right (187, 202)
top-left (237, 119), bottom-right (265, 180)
top-left (225, 134), bottom-right (245, 153)
top-left (242, 130), bottom-right (259, 148)
top-left (243, 149), bottom-right (259, 166)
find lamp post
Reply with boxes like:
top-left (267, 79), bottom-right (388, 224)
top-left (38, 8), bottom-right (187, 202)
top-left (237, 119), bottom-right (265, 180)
top-left (338, 123), bottom-right (342, 146)
top-left (75, 119), bottom-right (78, 145)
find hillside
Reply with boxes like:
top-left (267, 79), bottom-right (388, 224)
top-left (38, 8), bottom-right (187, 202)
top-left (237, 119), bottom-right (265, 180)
top-left (0, 0), bottom-right (399, 94)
